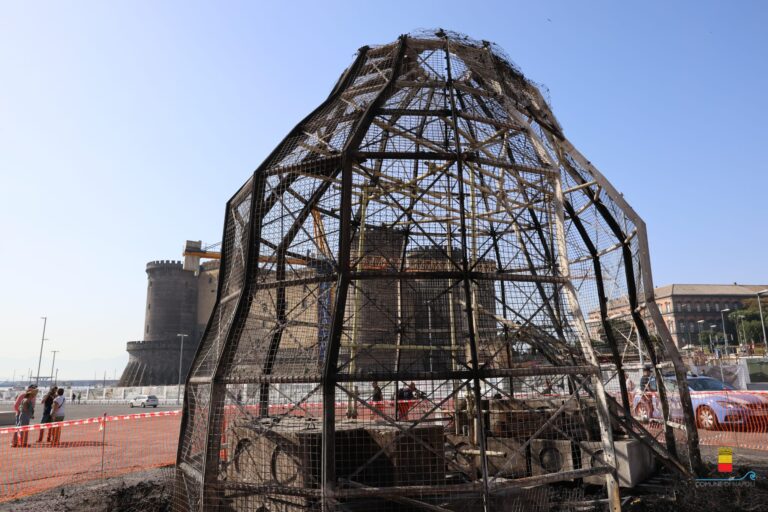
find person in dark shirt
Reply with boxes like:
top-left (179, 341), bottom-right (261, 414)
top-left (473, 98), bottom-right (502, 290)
top-left (371, 381), bottom-right (383, 402)
top-left (396, 383), bottom-right (414, 400)
top-left (37, 386), bottom-right (57, 443)
top-left (398, 382), bottom-right (422, 399)
top-left (396, 382), bottom-right (420, 420)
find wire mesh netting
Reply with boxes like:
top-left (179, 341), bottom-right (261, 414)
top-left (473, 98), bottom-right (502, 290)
top-left (175, 31), bottom-right (701, 512)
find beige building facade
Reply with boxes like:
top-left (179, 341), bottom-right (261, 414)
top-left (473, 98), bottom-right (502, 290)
top-left (654, 284), bottom-right (767, 347)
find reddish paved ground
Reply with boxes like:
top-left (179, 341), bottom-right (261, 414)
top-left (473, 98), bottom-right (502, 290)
top-left (0, 414), bottom-right (180, 503)
top-left (2, 402), bottom-right (768, 503)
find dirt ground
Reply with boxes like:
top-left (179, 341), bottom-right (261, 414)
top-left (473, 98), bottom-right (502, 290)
top-left (0, 467), bottom-right (173, 512)
top-left (623, 446), bottom-right (768, 512)
top-left (2, 446), bottom-right (768, 511)
top-left (624, 475), bottom-right (768, 512)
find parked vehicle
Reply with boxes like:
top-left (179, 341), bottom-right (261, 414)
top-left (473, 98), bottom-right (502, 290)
top-left (632, 376), bottom-right (768, 430)
top-left (129, 394), bottom-right (159, 408)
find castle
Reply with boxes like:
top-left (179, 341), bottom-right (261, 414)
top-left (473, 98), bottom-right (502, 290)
top-left (118, 257), bottom-right (219, 386)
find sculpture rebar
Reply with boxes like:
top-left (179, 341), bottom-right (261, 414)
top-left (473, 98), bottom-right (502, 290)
top-left (175, 31), bottom-right (701, 512)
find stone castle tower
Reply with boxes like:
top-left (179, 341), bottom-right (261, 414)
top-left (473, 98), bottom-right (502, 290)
top-left (118, 258), bottom-right (219, 386)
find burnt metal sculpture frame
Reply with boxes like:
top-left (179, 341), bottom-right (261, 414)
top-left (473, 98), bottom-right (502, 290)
top-left (175, 31), bottom-right (702, 512)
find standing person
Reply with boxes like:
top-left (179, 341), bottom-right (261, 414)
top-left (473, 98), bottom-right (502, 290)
top-left (15, 388), bottom-right (38, 447)
top-left (77, 392), bottom-right (81, 404)
top-left (395, 382), bottom-right (413, 420)
top-left (625, 376), bottom-right (636, 407)
top-left (396, 382), bottom-right (420, 420)
top-left (370, 381), bottom-right (384, 417)
top-left (397, 382), bottom-right (414, 400)
top-left (409, 382), bottom-right (423, 399)
top-left (71, 391), bottom-right (76, 403)
top-left (11, 385), bottom-right (37, 447)
top-left (37, 386), bottom-right (57, 443)
top-left (371, 381), bottom-right (383, 402)
top-left (638, 366), bottom-right (654, 419)
top-left (50, 388), bottom-right (66, 446)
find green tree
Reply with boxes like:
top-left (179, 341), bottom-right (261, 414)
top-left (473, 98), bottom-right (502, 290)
top-left (698, 330), bottom-right (724, 350)
top-left (728, 299), bottom-right (767, 345)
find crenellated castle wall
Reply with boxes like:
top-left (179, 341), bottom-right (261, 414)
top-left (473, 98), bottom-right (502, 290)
top-left (119, 259), bottom-right (221, 386)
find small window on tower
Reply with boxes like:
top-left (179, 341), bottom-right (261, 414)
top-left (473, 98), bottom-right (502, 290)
top-left (147, 303), bottom-right (151, 310)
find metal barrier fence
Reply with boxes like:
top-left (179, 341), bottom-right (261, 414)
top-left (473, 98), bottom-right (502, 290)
top-left (0, 410), bottom-right (180, 503)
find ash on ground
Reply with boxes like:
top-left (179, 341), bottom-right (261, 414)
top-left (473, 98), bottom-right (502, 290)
top-left (625, 446), bottom-right (768, 512)
top-left (3, 448), bottom-right (768, 511)
top-left (624, 467), bottom-right (768, 512)
top-left (0, 467), bottom-right (172, 512)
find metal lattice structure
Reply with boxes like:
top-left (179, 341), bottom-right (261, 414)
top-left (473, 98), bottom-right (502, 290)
top-left (175, 31), bottom-right (701, 512)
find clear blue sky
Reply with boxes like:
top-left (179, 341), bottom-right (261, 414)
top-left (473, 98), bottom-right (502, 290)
top-left (1, 1), bottom-right (766, 380)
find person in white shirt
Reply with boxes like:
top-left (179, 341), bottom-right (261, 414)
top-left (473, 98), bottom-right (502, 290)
top-left (52, 389), bottom-right (66, 420)
top-left (50, 388), bottom-right (66, 446)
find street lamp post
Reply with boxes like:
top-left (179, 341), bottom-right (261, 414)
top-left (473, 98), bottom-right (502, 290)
top-left (177, 334), bottom-right (188, 405)
top-left (49, 350), bottom-right (59, 386)
top-left (697, 320), bottom-right (705, 350)
top-left (35, 317), bottom-right (48, 385)
top-left (757, 290), bottom-right (768, 354)
top-left (737, 315), bottom-right (747, 349)
top-left (721, 308), bottom-right (731, 357)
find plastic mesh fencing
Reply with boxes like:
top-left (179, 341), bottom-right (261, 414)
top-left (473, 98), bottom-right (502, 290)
top-left (175, 31), bottom-right (701, 512)
top-left (0, 410), bottom-right (180, 503)
top-left (3, 401), bottom-right (766, 507)
top-left (630, 355), bottom-right (768, 453)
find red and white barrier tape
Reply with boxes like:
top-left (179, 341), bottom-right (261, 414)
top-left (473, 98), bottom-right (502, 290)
top-left (0, 409), bottom-right (181, 435)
